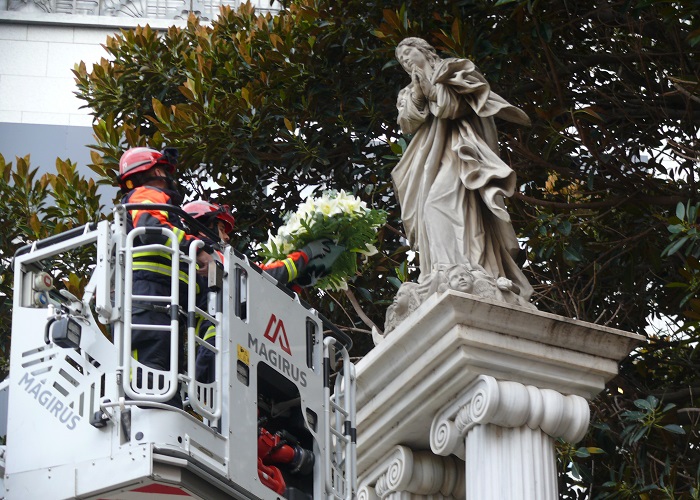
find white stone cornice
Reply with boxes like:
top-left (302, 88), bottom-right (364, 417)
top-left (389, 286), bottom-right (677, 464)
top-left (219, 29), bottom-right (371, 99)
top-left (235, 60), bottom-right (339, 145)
top-left (355, 292), bottom-right (642, 474)
top-left (358, 290), bottom-right (642, 407)
top-left (358, 445), bottom-right (465, 500)
top-left (0, 11), bottom-right (190, 28)
top-left (431, 375), bottom-right (590, 458)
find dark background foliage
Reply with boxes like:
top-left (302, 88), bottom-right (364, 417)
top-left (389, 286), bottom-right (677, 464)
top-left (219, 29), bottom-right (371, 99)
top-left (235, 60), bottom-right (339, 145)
top-left (1, 0), bottom-right (698, 497)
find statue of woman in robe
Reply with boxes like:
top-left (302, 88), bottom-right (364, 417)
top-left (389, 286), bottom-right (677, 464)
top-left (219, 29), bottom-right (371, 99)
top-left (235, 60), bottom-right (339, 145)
top-left (392, 37), bottom-right (534, 302)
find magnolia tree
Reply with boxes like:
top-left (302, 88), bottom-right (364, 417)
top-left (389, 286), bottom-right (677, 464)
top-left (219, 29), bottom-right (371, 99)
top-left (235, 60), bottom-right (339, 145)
top-left (0, 154), bottom-right (104, 374)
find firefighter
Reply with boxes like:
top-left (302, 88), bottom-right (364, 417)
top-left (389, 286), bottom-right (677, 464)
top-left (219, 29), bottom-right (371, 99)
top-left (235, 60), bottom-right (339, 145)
top-left (182, 200), bottom-right (339, 285)
top-left (181, 200), bottom-right (234, 260)
top-left (182, 200), bottom-right (343, 383)
top-left (118, 147), bottom-right (214, 408)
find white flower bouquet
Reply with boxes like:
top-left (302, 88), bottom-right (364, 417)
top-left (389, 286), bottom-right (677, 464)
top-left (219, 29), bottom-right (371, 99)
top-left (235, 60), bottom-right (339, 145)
top-left (260, 190), bottom-right (387, 291)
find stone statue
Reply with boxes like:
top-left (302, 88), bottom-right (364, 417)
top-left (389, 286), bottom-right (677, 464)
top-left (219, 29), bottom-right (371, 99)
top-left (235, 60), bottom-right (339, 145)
top-left (392, 37), bottom-right (533, 301)
top-left (381, 262), bottom-right (533, 338)
top-left (383, 282), bottom-right (421, 335)
top-left (381, 37), bottom-right (535, 338)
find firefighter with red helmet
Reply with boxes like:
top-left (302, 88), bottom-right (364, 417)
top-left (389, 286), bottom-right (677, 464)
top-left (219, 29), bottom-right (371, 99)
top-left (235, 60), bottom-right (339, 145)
top-left (184, 200), bottom-right (335, 498)
top-left (181, 200), bottom-right (235, 247)
top-left (118, 147), bottom-right (214, 407)
top-left (183, 200), bottom-right (342, 384)
top-left (182, 200), bottom-right (336, 284)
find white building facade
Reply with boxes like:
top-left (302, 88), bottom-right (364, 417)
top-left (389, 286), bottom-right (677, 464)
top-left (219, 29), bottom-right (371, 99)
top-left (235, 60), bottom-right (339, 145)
top-left (0, 0), bottom-right (278, 176)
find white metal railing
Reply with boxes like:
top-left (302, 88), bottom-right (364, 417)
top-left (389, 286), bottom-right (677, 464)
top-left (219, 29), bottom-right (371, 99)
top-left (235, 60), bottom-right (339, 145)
top-left (323, 337), bottom-right (357, 500)
top-left (121, 226), bottom-right (182, 402)
top-left (117, 221), bottom-right (223, 419)
top-left (185, 241), bottom-right (222, 421)
top-left (17, 206), bottom-right (224, 421)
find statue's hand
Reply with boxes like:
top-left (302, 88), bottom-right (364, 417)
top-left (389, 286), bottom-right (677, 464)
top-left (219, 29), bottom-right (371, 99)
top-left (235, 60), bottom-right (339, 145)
top-left (411, 71), bottom-right (428, 104)
top-left (412, 70), bottom-right (433, 102)
top-left (411, 71), bottom-right (423, 94)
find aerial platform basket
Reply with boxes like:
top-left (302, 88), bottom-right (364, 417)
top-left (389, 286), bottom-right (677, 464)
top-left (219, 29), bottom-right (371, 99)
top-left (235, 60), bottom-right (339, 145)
top-left (0, 205), bottom-right (356, 500)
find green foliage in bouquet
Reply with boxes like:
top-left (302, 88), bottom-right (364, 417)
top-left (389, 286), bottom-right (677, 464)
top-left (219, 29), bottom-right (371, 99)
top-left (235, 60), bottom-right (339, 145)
top-left (260, 190), bottom-right (387, 291)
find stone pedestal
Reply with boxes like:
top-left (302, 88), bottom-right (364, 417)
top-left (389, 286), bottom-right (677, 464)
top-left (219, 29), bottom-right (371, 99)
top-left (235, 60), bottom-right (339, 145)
top-left (355, 290), bottom-right (643, 500)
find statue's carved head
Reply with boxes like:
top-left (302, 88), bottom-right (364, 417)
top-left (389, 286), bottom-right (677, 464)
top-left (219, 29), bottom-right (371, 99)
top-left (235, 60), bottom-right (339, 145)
top-left (395, 37), bottom-right (440, 73)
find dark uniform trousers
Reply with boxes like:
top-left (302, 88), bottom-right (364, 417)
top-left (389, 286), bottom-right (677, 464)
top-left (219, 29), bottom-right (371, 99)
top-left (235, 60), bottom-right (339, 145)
top-left (131, 270), bottom-right (210, 408)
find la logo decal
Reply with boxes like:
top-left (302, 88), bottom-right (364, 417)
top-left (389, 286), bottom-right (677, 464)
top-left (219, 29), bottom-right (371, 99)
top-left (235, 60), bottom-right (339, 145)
top-left (263, 313), bottom-right (291, 355)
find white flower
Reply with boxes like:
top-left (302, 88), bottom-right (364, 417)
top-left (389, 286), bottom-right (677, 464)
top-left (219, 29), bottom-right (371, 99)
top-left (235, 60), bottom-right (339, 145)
top-left (317, 197), bottom-right (342, 217)
top-left (328, 279), bottom-right (348, 291)
top-left (357, 243), bottom-right (378, 265)
top-left (283, 213), bottom-right (304, 235)
top-left (297, 198), bottom-right (317, 220)
top-left (334, 189), bottom-right (366, 216)
top-left (263, 188), bottom-right (385, 291)
top-left (265, 233), bottom-right (294, 258)
top-left (359, 243), bottom-right (378, 256)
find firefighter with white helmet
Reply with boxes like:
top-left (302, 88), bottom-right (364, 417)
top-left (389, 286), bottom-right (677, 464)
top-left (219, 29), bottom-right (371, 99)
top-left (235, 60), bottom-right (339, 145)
top-left (118, 147), bottom-right (215, 407)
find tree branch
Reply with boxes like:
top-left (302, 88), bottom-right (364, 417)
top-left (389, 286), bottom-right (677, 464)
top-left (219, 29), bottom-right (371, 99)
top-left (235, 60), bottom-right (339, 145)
top-left (513, 192), bottom-right (686, 210)
top-left (650, 386), bottom-right (700, 404)
top-left (344, 288), bottom-right (382, 334)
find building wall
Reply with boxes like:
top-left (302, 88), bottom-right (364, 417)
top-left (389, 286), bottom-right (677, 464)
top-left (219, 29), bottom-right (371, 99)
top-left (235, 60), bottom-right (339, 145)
top-left (0, 2), bottom-right (278, 194)
top-left (0, 1), bottom-right (279, 127)
top-left (0, 22), bottom-right (117, 126)
top-left (0, 19), bottom-right (117, 190)
top-left (0, 16), bottom-right (179, 194)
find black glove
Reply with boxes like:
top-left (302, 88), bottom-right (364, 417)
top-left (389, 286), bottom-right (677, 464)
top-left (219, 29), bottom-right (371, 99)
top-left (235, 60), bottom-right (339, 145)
top-left (301, 239), bottom-right (334, 260)
top-left (297, 239), bottom-right (345, 286)
top-left (295, 268), bottom-right (325, 288)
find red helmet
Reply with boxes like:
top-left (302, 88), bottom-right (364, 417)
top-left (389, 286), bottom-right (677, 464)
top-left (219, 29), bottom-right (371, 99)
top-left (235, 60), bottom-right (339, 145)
top-left (118, 147), bottom-right (176, 188)
top-left (183, 200), bottom-right (235, 233)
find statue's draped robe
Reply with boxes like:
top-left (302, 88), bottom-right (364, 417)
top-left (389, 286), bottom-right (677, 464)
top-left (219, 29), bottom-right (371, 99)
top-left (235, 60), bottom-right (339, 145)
top-left (392, 58), bottom-right (533, 300)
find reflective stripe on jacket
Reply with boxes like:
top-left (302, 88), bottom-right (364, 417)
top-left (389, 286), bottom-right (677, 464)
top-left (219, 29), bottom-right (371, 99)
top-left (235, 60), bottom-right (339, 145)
top-left (260, 250), bottom-right (309, 284)
top-left (123, 186), bottom-right (199, 283)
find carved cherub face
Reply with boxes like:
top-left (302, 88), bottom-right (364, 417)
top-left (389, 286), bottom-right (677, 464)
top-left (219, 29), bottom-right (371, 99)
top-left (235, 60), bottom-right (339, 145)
top-left (447, 266), bottom-right (474, 293)
top-left (393, 286), bottom-right (411, 313)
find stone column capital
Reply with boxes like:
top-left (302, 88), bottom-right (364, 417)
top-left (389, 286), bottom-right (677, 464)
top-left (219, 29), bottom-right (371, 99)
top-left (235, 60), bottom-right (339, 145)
top-left (358, 445), bottom-right (465, 500)
top-left (430, 375), bottom-right (590, 458)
